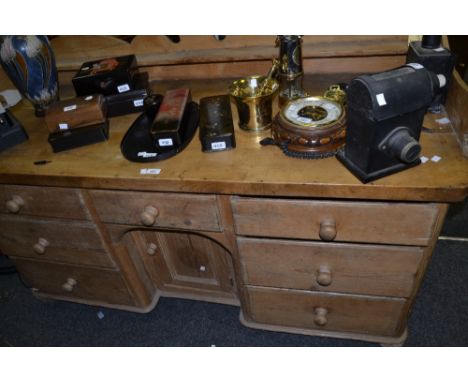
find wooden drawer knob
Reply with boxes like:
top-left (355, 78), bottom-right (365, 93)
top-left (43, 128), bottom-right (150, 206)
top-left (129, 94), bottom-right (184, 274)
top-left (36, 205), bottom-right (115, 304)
top-left (313, 307), bottom-right (328, 326)
top-left (316, 266), bottom-right (332, 286)
top-left (6, 195), bottom-right (25, 214)
top-left (319, 219), bottom-right (336, 241)
top-left (33, 238), bottom-right (50, 255)
top-left (140, 206), bottom-right (159, 226)
top-left (62, 278), bottom-right (77, 292)
top-left (146, 242), bottom-right (158, 256)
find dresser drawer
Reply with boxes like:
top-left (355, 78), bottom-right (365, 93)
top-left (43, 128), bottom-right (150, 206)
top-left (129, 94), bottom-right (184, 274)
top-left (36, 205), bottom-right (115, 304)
top-left (0, 215), bottom-right (115, 268)
top-left (238, 238), bottom-right (423, 298)
top-left (11, 258), bottom-right (135, 306)
top-left (0, 185), bottom-right (90, 220)
top-left (90, 190), bottom-right (221, 231)
top-left (232, 197), bottom-right (440, 246)
top-left (246, 286), bottom-right (406, 336)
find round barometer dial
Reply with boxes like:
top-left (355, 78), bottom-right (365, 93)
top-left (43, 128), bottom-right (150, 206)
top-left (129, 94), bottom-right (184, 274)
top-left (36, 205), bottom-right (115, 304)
top-left (268, 94), bottom-right (347, 159)
top-left (281, 96), bottom-right (343, 129)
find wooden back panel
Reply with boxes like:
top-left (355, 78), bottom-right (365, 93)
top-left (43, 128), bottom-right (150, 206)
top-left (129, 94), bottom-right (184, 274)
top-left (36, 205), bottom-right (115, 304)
top-left (1, 35), bottom-right (408, 88)
top-left (49, 35), bottom-right (408, 67)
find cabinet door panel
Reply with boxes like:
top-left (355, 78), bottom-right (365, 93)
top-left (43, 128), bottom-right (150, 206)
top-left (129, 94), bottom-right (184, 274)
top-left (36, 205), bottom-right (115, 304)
top-left (133, 230), bottom-right (237, 302)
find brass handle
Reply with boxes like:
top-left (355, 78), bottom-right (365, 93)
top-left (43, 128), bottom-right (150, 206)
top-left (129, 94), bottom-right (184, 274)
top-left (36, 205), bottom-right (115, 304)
top-left (313, 307), bottom-right (328, 326)
top-left (319, 219), bottom-right (336, 241)
top-left (6, 195), bottom-right (24, 214)
top-left (146, 242), bottom-right (158, 256)
top-left (316, 266), bottom-right (332, 286)
top-left (33, 238), bottom-right (50, 255)
top-left (140, 206), bottom-right (159, 226)
top-left (61, 278), bottom-right (77, 292)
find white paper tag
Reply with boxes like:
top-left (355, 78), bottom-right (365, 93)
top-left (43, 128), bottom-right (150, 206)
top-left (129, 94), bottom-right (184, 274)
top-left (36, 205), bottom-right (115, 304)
top-left (407, 63), bottom-right (424, 70)
top-left (81, 66), bottom-right (90, 71)
top-left (211, 141), bottom-right (226, 150)
top-left (251, 78), bottom-right (258, 88)
top-left (63, 104), bottom-right (77, 112)
top-left (376, 93), bottom-right (387, 106)
top-left (158, 138), bottom-right (173, 147)
top-left (84, 95), bottom-right (93, 101)
top-left (420, 156), bottom-right (429, 164)
top-left (137, 151), bottom-right (157, 158)
top-left (436, 117), bottom-right (450, 125)
top-left (0, 89), bottom-right (21, 109)
top-left (140, 168), bottom-right (161, 175)
top-left (59, 123), bottom-right (69, 130)
top-left (117, 84), bottom-right (130, 93)
top-left (434, 47), bottom-right (445, 52)
top-left (133, 99), bottom-right (144, 107)
top-left (431, 155), bottom-right (442, 162)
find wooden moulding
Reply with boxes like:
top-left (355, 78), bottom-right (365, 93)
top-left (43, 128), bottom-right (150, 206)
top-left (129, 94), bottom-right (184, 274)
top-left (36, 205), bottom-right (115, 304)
top-left (46, 35), bottom-right (408, 84)
top-left (49, 35), bottom-right (408, 69)
top-left (446, 70), bottom-right (468, 156)
top-left (239, 311), bottom-right (408, 346)
top-left (444, 35), bottom-right (468, 156)
top-left (57, 55), bottom-right (406, 83)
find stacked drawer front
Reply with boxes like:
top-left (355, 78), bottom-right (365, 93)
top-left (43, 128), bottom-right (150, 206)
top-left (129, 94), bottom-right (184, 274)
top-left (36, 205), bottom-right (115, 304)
top-left (89, 190), bottom-right (222, 232)
top-left (232, 197), bottom-right (440, 337)
top-left (0, 185), bottom-right (133, 306)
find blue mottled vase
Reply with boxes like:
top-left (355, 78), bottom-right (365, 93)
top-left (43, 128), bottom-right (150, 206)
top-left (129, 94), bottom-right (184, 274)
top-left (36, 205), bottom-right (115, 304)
top-left (0, 35), bottom-right (59, 117)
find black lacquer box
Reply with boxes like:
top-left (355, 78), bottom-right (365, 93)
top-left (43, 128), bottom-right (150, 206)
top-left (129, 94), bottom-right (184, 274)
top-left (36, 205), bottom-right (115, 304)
top-left (0, 110), bottom-right (28, 152)
top-left (48, 121), bottom-right (109, 153)
top-left (199, 95), bottom-right (235, 153)
top-left (72, 55), bottom-right (138, 97)
top-left (150, 88), bottom-right (192, 152)
top-left (105, 88), bottom-right (149, 118)
top-left (104, 73), bottom-right (151, 118)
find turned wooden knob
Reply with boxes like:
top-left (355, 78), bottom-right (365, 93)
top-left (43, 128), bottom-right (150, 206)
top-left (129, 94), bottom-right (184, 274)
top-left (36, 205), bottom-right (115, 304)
top-left (140, 206), bottom-right (159, 226)
top-left (6, 195), bottom-right (24, 214)
top-left (314, 307), bottom-right (328, 326)
top-left (146, 243), bottom-right (158, 256)
top-left (319, 219), bottom-right (336, 241)
top-left (316, 266), bottom-right (332, 286)
top-left (33, 238), bottom-right (50, 255)
top-left (62, 278), bottom-right (77, 292)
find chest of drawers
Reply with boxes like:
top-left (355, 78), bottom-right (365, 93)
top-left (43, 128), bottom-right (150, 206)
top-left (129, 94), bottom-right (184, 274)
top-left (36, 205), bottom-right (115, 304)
top-left (0, 71), bottom-right (466, 344)
top-left (232, 196), bottom-right (448, 343)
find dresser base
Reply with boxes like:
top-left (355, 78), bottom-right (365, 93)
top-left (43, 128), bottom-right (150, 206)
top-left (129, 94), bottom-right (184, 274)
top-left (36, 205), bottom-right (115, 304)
top-left (239, 311), bottom-right (408, 346)
top-left (33, 289), bottom-right (162, 314)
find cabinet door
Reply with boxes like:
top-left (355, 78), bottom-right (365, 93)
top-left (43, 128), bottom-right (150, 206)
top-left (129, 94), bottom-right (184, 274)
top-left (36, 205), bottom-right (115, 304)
top-left (134, 230), bottom-right (237, 304)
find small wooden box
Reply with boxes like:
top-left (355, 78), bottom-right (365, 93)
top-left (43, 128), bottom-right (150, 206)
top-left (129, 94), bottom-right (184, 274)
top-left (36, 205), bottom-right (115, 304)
top-left (44, 95), bottom-right (106, 133)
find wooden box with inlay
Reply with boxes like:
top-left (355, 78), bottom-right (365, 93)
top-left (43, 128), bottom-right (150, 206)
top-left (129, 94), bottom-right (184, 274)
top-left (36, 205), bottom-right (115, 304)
top-left (44, 94), bottom-right (106, 133)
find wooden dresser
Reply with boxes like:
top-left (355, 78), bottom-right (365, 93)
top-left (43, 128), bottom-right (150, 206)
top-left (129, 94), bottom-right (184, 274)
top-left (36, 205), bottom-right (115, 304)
top-left (0, 36), bottom-right (467, 345)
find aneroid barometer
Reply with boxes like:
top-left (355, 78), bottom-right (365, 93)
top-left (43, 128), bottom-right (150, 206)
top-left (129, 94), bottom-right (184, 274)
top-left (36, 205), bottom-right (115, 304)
top-left (261, 85), bottom-right (347, 159)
